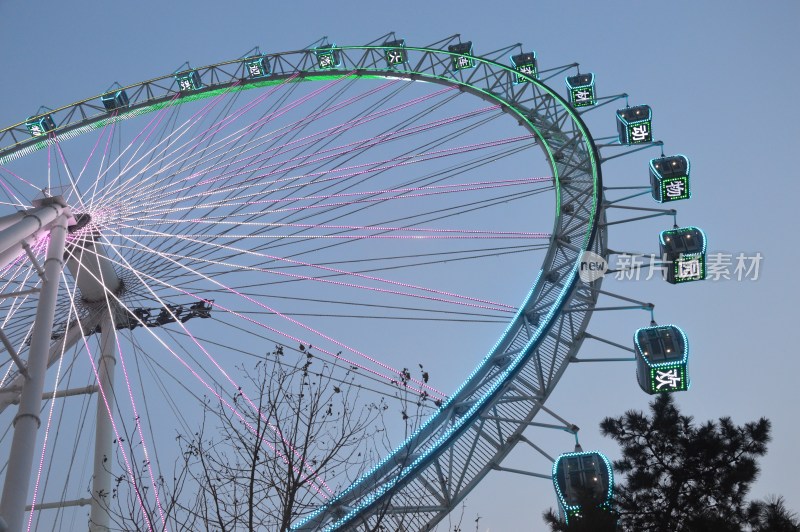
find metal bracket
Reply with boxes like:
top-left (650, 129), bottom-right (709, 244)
top-left (0, 329), bottom-right (28, 380)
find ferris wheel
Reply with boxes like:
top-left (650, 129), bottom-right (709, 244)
top-left (0, 34), bottom-right (704, 531)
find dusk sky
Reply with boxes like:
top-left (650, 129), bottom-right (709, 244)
top-left (1, 1), bottom-right (798, 530)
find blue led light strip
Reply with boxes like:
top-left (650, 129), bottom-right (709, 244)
top-left (0, 44), bottom-right (604, 531)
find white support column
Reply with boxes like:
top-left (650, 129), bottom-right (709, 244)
top-left (0, 212), bottom-right (69, 532)
top-left (0, 204), bottom-right (64, 271)
top-left (89, 312), bottom-right (116, 532)
top-left (0, 211), bottom-right (25, 233)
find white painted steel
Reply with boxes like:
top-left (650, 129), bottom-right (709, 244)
top-left (0, 213), bottom-right (69, 532)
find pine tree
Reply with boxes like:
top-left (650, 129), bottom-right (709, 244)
top-left (545, 395), bottom-right (800, 531)
top-left (599, 394), bottom-right (770, 531)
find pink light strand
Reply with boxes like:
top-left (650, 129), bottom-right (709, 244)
top-left (124, 132), bottom-right (534, 216)
top-left (138, 76), bottom-right (402, 196)
top-left (95, 246), bottom-right (336, 497)
top-left (113, 330), bottom-right (168, 528)
top-left (72, 111), bottom-right (115, 199)
top-left (0, 166), bottom-right (37, 189)
top-left (123, 83), bottom-right (460, 203)
top-left (130, 174), bottom-right (549, 220)
top-left (108, 71), bottom-right (357, 206)
top-left (129, 218), bottom-right (551, 238)
top-left (185, 107), bottom-right (510, 194)
top-left (109, 227), bottom-right (515, 315)
top-left (90, 82), bottom-right (243, 208)
top-left (92, 78), bottom-right (245, 208)
top-left (103, 227), bottom-right (445, 398)
top-left (88, 93), bottom-right (183, 212)
top-left (51, 134), bottom-right (86, 212)
top-left (81, 315), bottom-right (155, 532)
top-left (111, 75), bottom-right (292, 197)
top-left (86, 117), bottom-right (118, 206)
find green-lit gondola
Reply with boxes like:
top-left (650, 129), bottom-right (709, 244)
top-left (634, 324), bottom-right (690, 393)
top-left (552, 448), bottom-right (614, 523)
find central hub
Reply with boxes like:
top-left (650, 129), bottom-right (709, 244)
top-left (64, 213), bottom-right (122, 304)
top-left (67, 212), bottom-right (92, 234)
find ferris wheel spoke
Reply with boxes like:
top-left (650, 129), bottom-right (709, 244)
top-left (240, 118), bottom-right (527, 259)
top-left (126, 178), bottom-right (550, 228)
top-left (121, 85), bottom-right (472, 242)
top-left (246, 242), bottom-right (546, 272)
top-left (120, 134), bottom-right (535, 230)
top-left (122, 219), bottom-right (549, 239)
top-left (115, 149), bottom-right (539, 273)
top-left (49, 137), bottom-right (91, 213)
top-left (245, 183), bottom-right (551, 274)
top-left (80, 118), bottom-right (121, 211)
top-left (97, 229), bottom-right (446, 401)
top-left (85, 93), bottom-right (184, 213)
top-left (220, 292), bottom-right (511, 321)
top-left (101, 91), bottom-right (512, 278)
top-left (98, 80), bottom-right (271, 208)
top-left (91, 237), bottom-right (386, 499)
top-left (88, 79), bottom-right (246, 213)
top-left (125, 327), bottom-right (201, 439)
top-left (110, 77), bottom-right (414, 207)
top-left (114, 102), bottom-right (522, 218)
top-left (234, 104), bottom-right (505, 218)
top-left (62, 248), bottom-right (171, 531)
top-left (68, 113), bottom-right (119, 204)
top-left (95, 72), bottom-right (365, 209)
top-left (120, 241), bottom-right (544, 309)
top-left (112, 182), bottom-right (551, 309)
top-left (0, 167), bottom-right (39, 207)
top-left (116, 97), bottom-right (493, 211)
top-left (132, 89), bottom-right (479, 206)
top-left (107, 226), bottom-right (517, 315)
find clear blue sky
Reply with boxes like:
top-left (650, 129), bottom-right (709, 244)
top-left (1, 1), bottom-right (798, 530)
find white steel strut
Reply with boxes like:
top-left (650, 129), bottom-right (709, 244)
top-left (0, 196), bottom-right (72, 532)
top-left (0, 199), bottom-right (123, 532)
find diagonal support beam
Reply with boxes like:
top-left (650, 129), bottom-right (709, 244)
top-left (0, 328), bottom-right (29, 380)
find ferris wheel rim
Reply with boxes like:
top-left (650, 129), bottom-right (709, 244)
top-left (0, 43), bottom-right (606, 531)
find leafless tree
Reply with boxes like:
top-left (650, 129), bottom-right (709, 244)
top-left (108, 344), bottom-right (404, 530)
top-left (106, 345), bottom-right (486, 531)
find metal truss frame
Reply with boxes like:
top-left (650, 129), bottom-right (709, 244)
top-left (0, 42), bottom-right (606, 531)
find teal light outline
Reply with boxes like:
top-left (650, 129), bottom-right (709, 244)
top-left (659, 226), bottom-right (708, 283)
top-left (244, 55), bottom-right (271, 79)
top-left (650, 154), bottom-right (691, 202)
top-left (0, 47), bottom-right (603, 530)
top-left (616, 105), bottom-right (652, 144)
top-left (293, 46), bottom-right (601, 531)
top-left (510, 51), bottom-right (538, 84)
top-left (174, 70), bottom-right (203, 91)
top-left (551, 451), bottom-right (614, 523)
